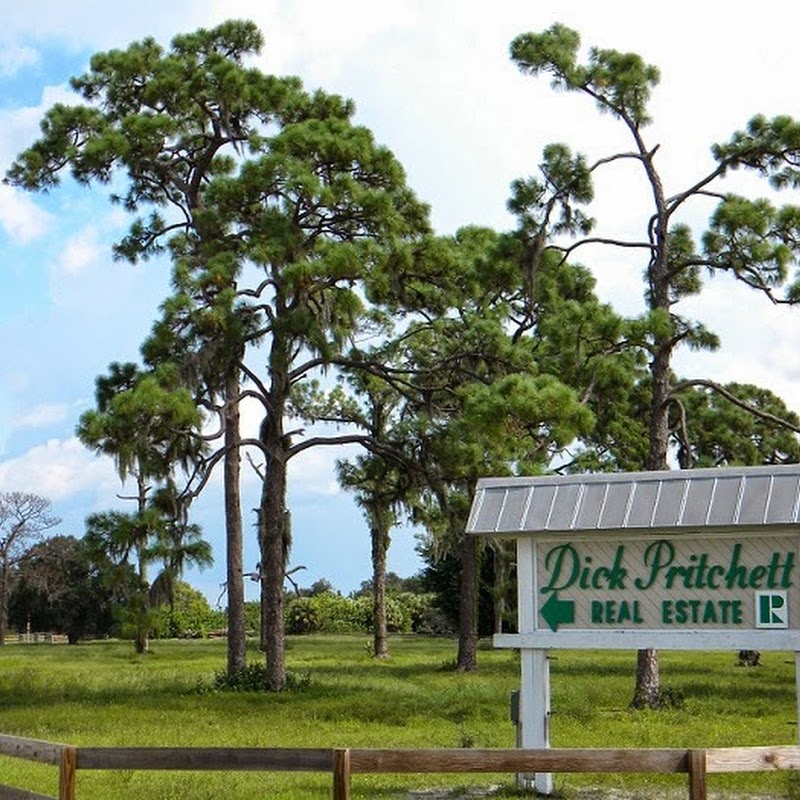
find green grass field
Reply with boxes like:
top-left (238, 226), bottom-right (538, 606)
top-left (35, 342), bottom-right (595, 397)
top-left (0, 636), bottom-right (796, 798)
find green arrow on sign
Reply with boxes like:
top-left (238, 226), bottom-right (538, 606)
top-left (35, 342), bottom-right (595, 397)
top-left (540, 592), bottom-right (575, 632)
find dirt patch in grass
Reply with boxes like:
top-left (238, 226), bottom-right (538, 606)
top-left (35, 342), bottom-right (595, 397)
top-left (400, 788), bottom-right (777, 800)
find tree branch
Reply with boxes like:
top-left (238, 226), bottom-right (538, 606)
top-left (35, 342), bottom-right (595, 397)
top-left (672, 379), bottom-right (800, 434)
top-left (553, 236), bottom-right (654, 267)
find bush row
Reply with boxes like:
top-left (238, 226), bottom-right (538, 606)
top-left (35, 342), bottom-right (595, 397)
top-left (146, 587), bottom-right (452, 640)
top-left (285, 591), bottom-right (435, 635)
top-left (241, 592), bottom-right (451, 637)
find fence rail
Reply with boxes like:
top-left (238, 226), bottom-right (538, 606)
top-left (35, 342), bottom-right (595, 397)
top-left (1, 733), bottom-right (798, 799)
top-left (3, 633), bottom-right (69, 645)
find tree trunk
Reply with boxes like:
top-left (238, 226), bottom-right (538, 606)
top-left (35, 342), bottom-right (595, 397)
top-left (646, 345), bottom-right (673, 473)
top-left (0, 555), bottom-right (8, 646)
top-left (457, 533), bottom-right (479, 671)
top-left (224, 373), bottom-right (246, 677)
top-left (371, 514), bottom-right (390, 659)
top-left (258, 334), bottom-right (295, 691)
top-left (135, 552), bottom-right (149, 655)
top-left (134, 609), bottom-right (149, 653)
top-left (632, 648), bottom-right (661, 708)
top-left (260, 475), bottom-right (287, 690)
top-left (134, 473), bottom-right (150, 654)
top-left (259, 427), bottom-right (289, 691)
top-left (633, 339), bottom-right (673, 706)
top-left (492, 542), bottom-right (508, 635)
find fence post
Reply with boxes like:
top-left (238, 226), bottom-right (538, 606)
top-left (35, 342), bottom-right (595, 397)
top-left (687, 749), bottom-right (706, 800)
top-left (59, 746), bottom-right (77, 800)
top-left (332, 748), bottom-right (350, 800)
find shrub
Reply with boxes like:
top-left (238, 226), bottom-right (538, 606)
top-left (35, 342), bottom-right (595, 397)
top-left (283, 590), bottom-right (445, 635)
top-left (243, 600), bottom-right (261, 636)
top-left (308, 592), bottom-right (361, 633)
top-left (385, 596), bottom-right (411, 633)
top-left (285, 592), bottom-right (372, 634)
top-left (415, 606), bottom-right (456, 635)
top-left (212, 662), bottom-right (311, 692)
top-left (395, 592), bottom-right (439, 632)
top-left (150, 582), bottom-right (225, 639)
top-left (351, 595), bottom-right (413, 633)
top-left (285, 597), bottom-right (322, 634)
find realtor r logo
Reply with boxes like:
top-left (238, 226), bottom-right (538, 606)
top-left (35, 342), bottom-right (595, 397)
top-left (755, 591), bottom-right (789, 629)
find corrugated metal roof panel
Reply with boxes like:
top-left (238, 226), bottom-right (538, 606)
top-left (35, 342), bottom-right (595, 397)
top-left (547, 483), bottom-right (582, 530)
top-left (523, 483), bottom-right (557, 530)
top-left (737, 475), bottom-right (770, 524)
top-left (707, 476), bottom-right (740, 526)
top-left (681, 478), bottom-right (714, 526)
top-left (597, 482), bottom-right (631, 529)
top-left (628, 481), bottom-right (659, 527)
top-left (496, 486), bottom-right (529, 531)
top-left (653, 478), bottom-right (686, 527)
top-left (768, 474), bottom-right (800, 523)
top-left (575, 483), bottom-right (607, 529)
top-left (470, 487), bottom-right (505, 532)
top-left (467, 464), bottom-right (800, 535)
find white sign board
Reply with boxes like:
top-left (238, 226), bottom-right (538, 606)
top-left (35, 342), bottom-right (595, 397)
top-left (495, 532), bottom-right (800, 651)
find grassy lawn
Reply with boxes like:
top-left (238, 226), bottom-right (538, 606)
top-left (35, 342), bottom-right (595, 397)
top-left (0, 636), bottom-right (796, 798)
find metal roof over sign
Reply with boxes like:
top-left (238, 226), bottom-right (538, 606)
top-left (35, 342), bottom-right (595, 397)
top-left (468, 464), bottom-right (800, 536)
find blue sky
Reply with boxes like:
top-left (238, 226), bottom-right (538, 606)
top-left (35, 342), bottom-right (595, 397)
top-left (2, 1), bottom-right (800, 603)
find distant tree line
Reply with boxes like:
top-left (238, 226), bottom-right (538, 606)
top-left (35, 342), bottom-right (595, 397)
top-left (6, 533), bottom-right (221, 642)
top-left (7, 530), bottom-right (465, 641)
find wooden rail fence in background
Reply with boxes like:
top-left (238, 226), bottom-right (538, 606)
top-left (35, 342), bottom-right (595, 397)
top-left (4, 632), bottom-right (69, 645)
top-left (2, 733), bottom-right (800, 799)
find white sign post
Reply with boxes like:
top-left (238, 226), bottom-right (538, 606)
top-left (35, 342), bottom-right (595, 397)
top-left (516, 537), bottom-right (552, 794)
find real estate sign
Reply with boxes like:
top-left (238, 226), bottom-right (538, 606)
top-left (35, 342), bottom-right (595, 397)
top-left (468, 468), bottom-right (800, 651)
top-left (467, 466), bottom-right (800, 793)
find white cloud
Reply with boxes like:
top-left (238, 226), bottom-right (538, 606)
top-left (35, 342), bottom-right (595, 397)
top-left (0, 84), bottom-right (77, 166)
top-left (0, 2), bottom-right (207, 51)
top-left (246, 1), bottom-right (418, 80)
top-left (239, 392), bottom-right (265, 440)
top-left (46, 211), bottom-right (141, 309)
top-left (57, 224), bottom-right (102, 276)
top-left (0, 183), bottom-right (51, 243)
top-left (0, 437), bottom-right (118, 501)
top-left (12, 403), bottom-right (69, 431)
top-left (672, 277), bottom-right (800, 417)
top-left (188, 392), bottom-right (354, 497)
top-left (231, 393), bottom-right (357, 496)
top-left (0, 44), bottom-right (39, 77)
top-left (0, 84), bottom-right (86, 245)
top-left (288, 443), bottom-right (354, 497)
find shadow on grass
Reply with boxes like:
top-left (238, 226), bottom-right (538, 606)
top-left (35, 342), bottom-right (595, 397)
top-left (677, 679), bottom-right (794, 706)
top-left (0, 676), bottom-right (200, 712)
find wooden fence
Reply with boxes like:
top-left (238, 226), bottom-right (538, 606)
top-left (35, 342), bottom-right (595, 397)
top-left (2, 733), bottom-right (800, 799)
top-left (3, 633), bottom-right (69, 645)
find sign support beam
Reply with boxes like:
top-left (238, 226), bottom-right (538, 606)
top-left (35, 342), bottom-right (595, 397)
top-left (520, 648), bottom-right (552, 794)
top-left (795, 652), bottom-right (800, 746)
top-left (515, 538), bottom-right (554, 793)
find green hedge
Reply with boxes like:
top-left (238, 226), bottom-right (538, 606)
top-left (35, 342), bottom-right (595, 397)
top-left (284, 592), bottom-right (441, 635)
top-left (149, 583), bottom-right (227, 639)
